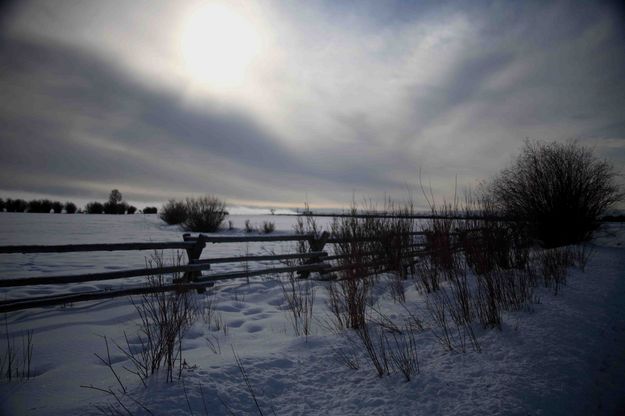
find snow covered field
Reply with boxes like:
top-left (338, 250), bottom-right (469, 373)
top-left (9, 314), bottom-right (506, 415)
top-left (0, 213), bottom-right (624, 415)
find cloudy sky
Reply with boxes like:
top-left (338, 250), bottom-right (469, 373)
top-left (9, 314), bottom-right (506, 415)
top-left (1, 0), bottom-right (624, 209)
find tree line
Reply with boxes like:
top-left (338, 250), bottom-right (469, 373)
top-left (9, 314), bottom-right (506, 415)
top-left (0, 190), bottom-right (158, 214)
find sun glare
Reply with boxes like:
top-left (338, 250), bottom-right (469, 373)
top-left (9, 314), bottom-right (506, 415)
top-left (179, 2), bottom-right (264, 91)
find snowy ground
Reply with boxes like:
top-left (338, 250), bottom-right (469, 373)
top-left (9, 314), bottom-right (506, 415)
top-left (0, 214), bottom-right (624, 415)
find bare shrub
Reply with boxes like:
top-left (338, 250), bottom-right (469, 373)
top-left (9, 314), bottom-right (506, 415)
top-left (354, 322), bottom-right (389, 378)
top-left (244, 219), bottom-right (256, 233)
top-left (425, 290), bottom-right (455, 351)
top-left (539, 248), bottom-right (573, 295)
top-left (261, 221), bottom-right (275, 234)
top-left (414, 257), bottom-right (441, 293)
top-left (425, 285), bottom-right (479, 352)
top-left (460, 190), bottom-right (531, 275)
top-left (327, 206), bottom-right (377, 330)
top-left (333, 344), bottom-right (360, 370)
top-left (279, 272), bottom-right (315, 337)
top-left (385, 327), bottom-right (420, 381)
top-left (160, 199), bottom-right (188, 225)
top-left (293, 204), bottom-right (324, 253)
top-left (373, 199), bottom-right (417, 302)
top-left (489, 140), bottom-right (623, 247)
top-left (473, 272), bottom-right (502, 330)
top-left (115, 252), bottom-right (198, 383)
top-left (183, 196), bottom-right (228, 232)
top-left (570, 243), bottom-right (594, 271)
top-left (1, 318), bottom-right (34, 381)
top-left (326, 277), bottom-right (370, 331)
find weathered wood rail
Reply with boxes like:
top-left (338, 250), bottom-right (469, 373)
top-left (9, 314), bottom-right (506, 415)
top-left (0, 230), bottom-right (446, 312)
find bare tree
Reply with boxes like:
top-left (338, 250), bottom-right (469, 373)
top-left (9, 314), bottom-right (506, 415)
top-left (109, 189), bottom-right (123, 205)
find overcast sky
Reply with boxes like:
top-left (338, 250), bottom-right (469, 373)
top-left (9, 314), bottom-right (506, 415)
top-left (1, 0), bottom-right (624, 209)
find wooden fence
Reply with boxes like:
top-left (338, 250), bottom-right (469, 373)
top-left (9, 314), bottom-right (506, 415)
top-left (0, 230), bottom-right (441, 313)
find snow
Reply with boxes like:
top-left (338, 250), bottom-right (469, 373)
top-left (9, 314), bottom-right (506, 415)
top-left (0, 214), bottom-right (624, 415)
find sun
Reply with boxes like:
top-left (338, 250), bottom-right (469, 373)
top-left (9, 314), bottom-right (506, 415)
top-left (179, 2), bottom-right (264, 91)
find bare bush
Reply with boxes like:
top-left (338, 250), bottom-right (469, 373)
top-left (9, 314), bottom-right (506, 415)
top-left (570, 243), bottom-right (594, 272)
top-left (473, 272), bottom-right (502, 330)
top-left (327, 206), bottom-right (377, 330)
top-left (414, 257), bottom-right (441, 293)
top-left (489, 140), bottom-right (623, 247)
top-left (385, 327), bottom-right (420, 381)
top-left (183, 196), bottom-right (228, 232)
top-left (538, 248), bottom-right (573, 295)
top-left (326, 277), bottom-right (370, 331)
top-left (354, 322), bottom-right (389, 378)
top-left (426, 286), bottom-right (478, 352)
top-left (115, 252), bottom-right (198, 383)
top-left (261, 221), bottom-right (275, 234)
top-left (279, 272), bottom-right (315, 337)
top-left (1, 318), bottom-right (33, 381)
top-left (160, 199), bottom-right (188, 225)
top-left (425, 290), bottom-right (455, 351)
top-left (244, 219), bottom-right (256, 233)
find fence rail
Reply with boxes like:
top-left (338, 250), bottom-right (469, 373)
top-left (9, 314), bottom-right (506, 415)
top-left (0, 229), bottom-right (448, 312)
top-left (0, 241), bottom-right (197, 254)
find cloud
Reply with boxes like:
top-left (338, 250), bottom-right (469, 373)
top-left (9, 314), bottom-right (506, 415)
top-left (1, 0), bottom-right (624, 208)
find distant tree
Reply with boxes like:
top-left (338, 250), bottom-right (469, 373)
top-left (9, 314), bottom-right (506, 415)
top-left (51, 201), bottom-right (63, 213)
top-left (127, 205), bottom-right (137, 214)
top-left (489, 140), bottom-right (623, 247)
top-left (143, 206), bottom-right (158, 214)
top-left (28, 199), bottom-right (52, 213)
top-left (109, 189), bottom-right (123, 205)
top-left (86, 201), bottom-right (104, 214)
top-left (64, 202), bottom-right (77, 214)
top-left (6, 199), bottom-right (27, 212)
top-left (0, 198), bottom-right (4, 212)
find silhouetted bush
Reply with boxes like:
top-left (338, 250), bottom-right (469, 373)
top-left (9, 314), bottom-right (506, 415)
top-left (244, 219), bottom-right (255, 233)
top-left (6, 199), bottom-right (27, 212)
top-left (86, 201), bottom-right (104, 214)
top-left (64, 202), bottom-right (77, 214)
top-left (0, 198), bottom-right (4, 212)
top-left (262, 221), bottom-right (276, 234)
top-left (103, 201), bottom-right (129, 214)
top-left (27, 199), bottom-right (53, 213)
top-left (51, 201), bottom-right (63, 213)
top-left (143, 207), bottom-right (158, 214)
top-left (490, 140), bottom-right (623, 247)
top-left (182, 196), bottom-right (227, 232)
top-left (159, 199), bottom-right (188, 225)
top-left (127, 205), bottom-right (137, 214)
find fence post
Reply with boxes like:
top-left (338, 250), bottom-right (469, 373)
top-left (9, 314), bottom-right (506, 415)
top-left (183, 233), bottom-right (208, 292)
top-left (298, 231), bottom-right (330, 279)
